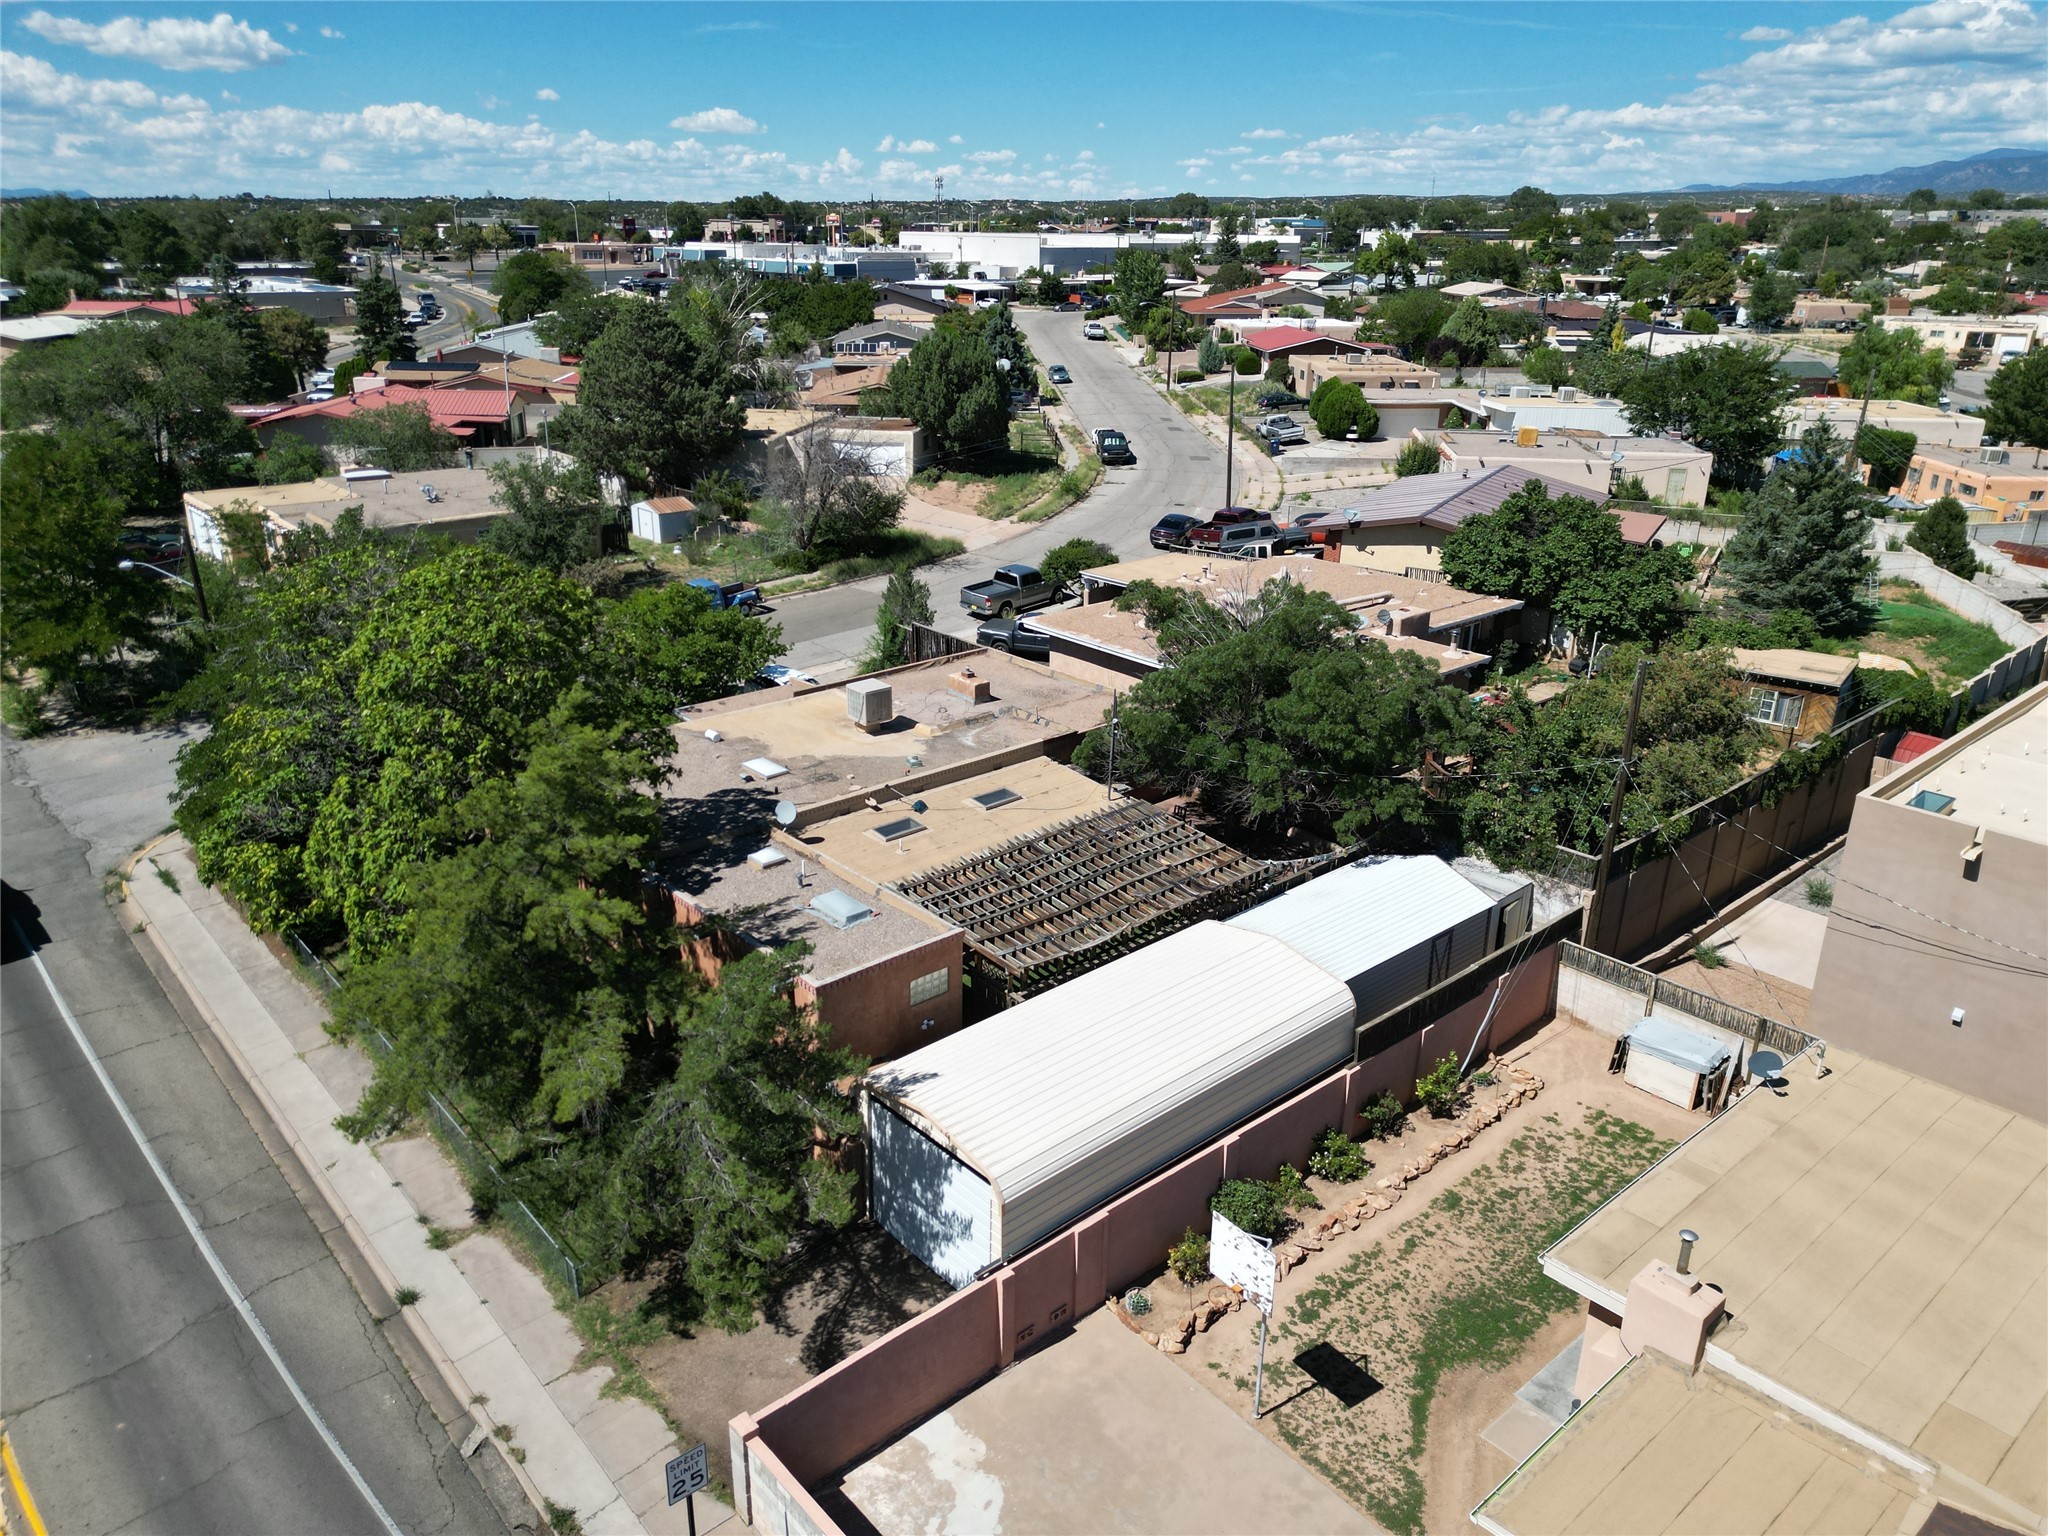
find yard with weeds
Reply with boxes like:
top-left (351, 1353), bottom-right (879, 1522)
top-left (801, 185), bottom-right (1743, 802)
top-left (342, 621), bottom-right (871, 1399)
top-left (1801, 579), bottom-right (2010, 687)
top-left (912, 416), bottom-right (1094, 521)
top-left (624, 525), bottom-right (965, 593)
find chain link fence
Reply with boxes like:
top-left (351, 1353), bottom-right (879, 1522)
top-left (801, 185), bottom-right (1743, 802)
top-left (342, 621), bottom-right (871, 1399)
top-left (287, 934), bottom-right (585, 1297)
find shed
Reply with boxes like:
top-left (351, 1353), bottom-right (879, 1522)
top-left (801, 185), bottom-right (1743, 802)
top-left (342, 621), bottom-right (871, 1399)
top-left (630, 495), bottom-right (696, 543)
top-left (865, 921), bottom-right (1355, 1287)
top-left (1226, 856), bottom-right (1514, 1024)
top-left (1623, 1013), bottom-right (1732, 1110)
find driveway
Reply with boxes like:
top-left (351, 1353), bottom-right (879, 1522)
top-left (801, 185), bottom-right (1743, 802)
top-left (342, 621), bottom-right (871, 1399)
top-left (830, 1309), bottom-right (1374, 1536)
top-left (772, 308), bottom-right (1228, 678)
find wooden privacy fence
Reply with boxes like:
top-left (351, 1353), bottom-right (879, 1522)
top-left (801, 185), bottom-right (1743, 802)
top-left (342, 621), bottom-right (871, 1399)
top-left (904, 621), bottom-right (982, 665)
top-left (1570, 630), bottom-right (2047, 961)
top-left (1560, 941), bottom-right (1817, 1063)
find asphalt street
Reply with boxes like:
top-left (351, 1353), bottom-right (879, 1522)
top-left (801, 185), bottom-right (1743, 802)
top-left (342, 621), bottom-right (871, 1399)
top-left (1, 747), bottom-right (514, 1536)
top-left (773, 307), bottom-right (1231, 677)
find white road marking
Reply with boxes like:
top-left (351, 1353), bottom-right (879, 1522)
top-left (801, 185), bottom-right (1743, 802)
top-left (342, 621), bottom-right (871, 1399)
top-left (12, 922), bottom-right (406, 1536)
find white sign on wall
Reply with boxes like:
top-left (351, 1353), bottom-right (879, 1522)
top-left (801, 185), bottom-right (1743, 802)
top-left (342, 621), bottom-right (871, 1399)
top-left (1210, 1209), bottom-right (1277, 1317)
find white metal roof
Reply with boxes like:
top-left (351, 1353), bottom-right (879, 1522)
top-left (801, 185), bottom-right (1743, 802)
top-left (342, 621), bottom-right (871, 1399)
top-left (1227, 856), bottom-right (1496, 983)
top-left (867, 920), bottom-right (1355, 1258)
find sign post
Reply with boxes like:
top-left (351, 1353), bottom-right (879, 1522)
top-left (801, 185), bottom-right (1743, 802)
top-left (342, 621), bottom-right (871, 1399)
top-left (1210, 1210), bottom-right (1278, 1419)
top-left (665, 1443), bottom-right (710, 1536)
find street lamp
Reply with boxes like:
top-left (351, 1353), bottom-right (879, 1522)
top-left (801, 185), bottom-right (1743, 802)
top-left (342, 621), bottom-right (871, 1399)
top-left (120, 557), bottom-right (211, 623)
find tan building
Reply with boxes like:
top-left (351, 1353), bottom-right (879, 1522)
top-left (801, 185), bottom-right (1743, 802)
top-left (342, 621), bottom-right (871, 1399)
top-left (1807, 684), bottom-right (2048, 1121)
top-left (1873, 309), bottom-right (2048, 366)
top-left (1428, 429), bottom-right (1714, 506)
top-left (1729, 647), bottom-right (1859, 748)
top-left (1782, 396), bottom-right (1985, 453)
top-left (1485, 1044), bottom-right (2046, 1535)
top-left (1289, 354), bottom-right (1441, 396)
top-left (184, 465), bottom-right (518, 561)
top-left (1902, 443), bottom-right (2048, 521)
top-left (1789, 297), bottom-right (1871, 328)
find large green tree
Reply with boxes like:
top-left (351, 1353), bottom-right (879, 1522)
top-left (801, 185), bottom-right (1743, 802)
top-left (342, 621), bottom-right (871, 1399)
top-left (1112, 246), bottom-right (1166, 322)
top-left (260, 306), bottom-right (332, 392)
top-left (493, 250), bottom-right (592, 325)
top-left (1983, 348), bottom-right (2048, 448)
top-left (1620, 341), bottom-right (1799, 489)
top-left (876, 323), bottom-right (1009, 462)
top-left (1720, 422), bottom-right (1875, 635)
top-left (1836, 324), bottom-right (1953, 406)
top-left (1439, 481), bottom-right (1691, 643)
top-left (554, 305), bottom-right (744, 495)
top-left (1071, 579), bottom-right (1470, 844)
top-left (0, 430), bottom-right (161, 688)
top-left (1906, 495), bottom-right (1978, 577)
top-left (330, 401), bottom-right (461, 473)
top-left (481, 458), bottom-right (607, 572)
top-left (350, 266), bottom-right (415, 363)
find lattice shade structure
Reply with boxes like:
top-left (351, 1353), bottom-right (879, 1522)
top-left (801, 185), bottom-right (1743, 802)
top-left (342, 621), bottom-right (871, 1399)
top-left (893, 800), bottom-right (1272, 996)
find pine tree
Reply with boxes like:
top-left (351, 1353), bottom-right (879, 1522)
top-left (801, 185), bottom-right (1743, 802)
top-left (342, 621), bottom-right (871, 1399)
top-left (1906, 496), bottom-right (1977, 577)
top-left (1197, 330), bottom-right (1226, 374)
top-left (1720, 423), bottom-right (1875, 635)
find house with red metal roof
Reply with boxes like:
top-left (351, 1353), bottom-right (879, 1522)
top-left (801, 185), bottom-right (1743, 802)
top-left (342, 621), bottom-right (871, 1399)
top-left (60, 297), bottom-right (201, 318)
top-left (1177, 282), bottom-right (1327, 324)
top-left (1240, 325), bottom-right (1382, 361)
top-left (250, 381), bottom-right (527, 455)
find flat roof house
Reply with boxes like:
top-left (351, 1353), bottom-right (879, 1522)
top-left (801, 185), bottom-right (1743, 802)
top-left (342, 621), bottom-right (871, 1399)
top-left (1902, 444), bottom-right (2048, 522)
top-left (184, 465), bottom-right (517, 559)
top-left (1729, 646), bottom-right (1860, 748)
top-left (1430, 428), bottom-right (1714, 507)
top-left (1807, 684), bottom-right (2048, 1122)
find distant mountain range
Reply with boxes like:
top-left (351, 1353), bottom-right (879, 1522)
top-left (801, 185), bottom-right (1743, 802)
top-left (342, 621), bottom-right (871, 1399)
top-left (1681, 147), bottom-right (2047, 198)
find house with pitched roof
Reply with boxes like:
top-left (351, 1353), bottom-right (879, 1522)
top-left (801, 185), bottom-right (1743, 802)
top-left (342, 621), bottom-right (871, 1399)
top-left (1177, 282), bottom-right (1328, 325)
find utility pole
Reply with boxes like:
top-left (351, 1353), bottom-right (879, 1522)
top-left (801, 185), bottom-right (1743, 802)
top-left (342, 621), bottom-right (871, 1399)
top-left (1224, 360), bottom-right (1237, 507)
top-left (1105, 693), bottom-right (1118, 800)
top-left (1585, 657), bottom-right (1650, 952)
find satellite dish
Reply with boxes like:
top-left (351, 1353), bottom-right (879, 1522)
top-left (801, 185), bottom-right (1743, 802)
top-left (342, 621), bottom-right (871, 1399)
top-left (1748, 1049), bottom-right (1785, 1084)
top-left (1375, 607), bottom-right (1393, 627)
top-left (773, 800), bottom-right (798, 827)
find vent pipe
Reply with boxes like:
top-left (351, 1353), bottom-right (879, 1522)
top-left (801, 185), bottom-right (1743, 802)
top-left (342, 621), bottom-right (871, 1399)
top-left (1676, 1229), bottom-right (1699, 1276)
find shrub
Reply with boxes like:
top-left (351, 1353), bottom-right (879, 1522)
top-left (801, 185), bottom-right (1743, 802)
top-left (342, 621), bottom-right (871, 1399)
top-left (1211, 1177), bottom-right (1285, 1239)
top-left (1196, 332), bottom-right (1226, 373)
top-left (1307, 1126), bottom-right (1371, 1183)
top-left (1358, 1091), bottom-right (1407, 1141)
top-left (1272, 1163), bottom-right (1318, 1212)
top-left (1176, 367), bottom-right (1205, 384)
top-left (1416, 1053), bottom-right (1463, 1118)
top-left (1307, 379), bottom-right (1380, 441)
top-left (1123, 1287), bottom-right (1152, 1316)
top-left (1693, 941), bottom-right (1727, 969)
top-left (1231, 345), bottom-right (1259, 375)
top-left (1168, 1228), bottom-right (1211, 1285)
top-left (1392, 439), bottom-right (1442, 478)
top-left (1803, 876), bottom-right (1835, 908)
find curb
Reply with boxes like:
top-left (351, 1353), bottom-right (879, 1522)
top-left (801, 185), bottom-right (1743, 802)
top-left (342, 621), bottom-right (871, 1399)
top-left (117, 853), bottom-right (557, 1531)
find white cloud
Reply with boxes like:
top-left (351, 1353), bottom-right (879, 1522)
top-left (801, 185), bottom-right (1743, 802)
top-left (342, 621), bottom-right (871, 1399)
top-left (669, 106), bottom-right (761, 134)
top-left (1739, 25), bottom-right (1791, 41)
top-left (948, 133), bottom-right (963, 144)
top-left (536, 87), bottom-right (558, 101)
top-left (1241, 126), bottom-right (1290, 139)
top-left (20, 10), bottom-right (292, 71)
top-left (283, 21), bottom-right (297, 32)
top-left (1095, 121), bottom-right (1105, 129)
top-left (1, 49), bottom-right (196, 110)
top-left (319, 25), bottom-right (342, 40)
top-left (1177, 157), bottom-right (1210, 168)
top-left (1075, 149), bottom-right (1094, 161)
top-left (478, 93), bottom-right (503, 110)
top-left (876, 134), bottom-right (936, 153)
top-left (967, 147), bottom-right (1015, 162)
top-left (219, 87), bottom-right (236, 101)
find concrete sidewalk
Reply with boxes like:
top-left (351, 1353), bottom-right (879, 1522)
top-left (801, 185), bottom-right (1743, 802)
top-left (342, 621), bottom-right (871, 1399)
top-left (125, 835), bottom-right (734, 1536)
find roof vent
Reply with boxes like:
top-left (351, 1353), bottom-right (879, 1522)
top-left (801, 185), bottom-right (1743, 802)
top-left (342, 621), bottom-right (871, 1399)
top-left (808, 889), bottom-right (875, 929)
top-left (969, 787), bottom-right (1022, 811)
top-left (869, 816), bottom-right (927, 843)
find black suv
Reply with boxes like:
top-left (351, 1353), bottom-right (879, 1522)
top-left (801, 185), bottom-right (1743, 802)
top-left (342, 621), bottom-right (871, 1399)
top-left (1094, 428), bottom-right (1135, 465)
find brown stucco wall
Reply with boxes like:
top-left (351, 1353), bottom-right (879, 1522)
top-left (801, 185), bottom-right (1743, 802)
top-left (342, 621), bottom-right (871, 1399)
top-left (1809, 799), bottom-right (2048, 1120)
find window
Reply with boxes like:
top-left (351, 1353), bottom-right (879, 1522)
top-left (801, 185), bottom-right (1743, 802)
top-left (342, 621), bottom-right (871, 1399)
top-left (908, 967), bottom-right (950, 1006)
top-left (1959, 484), bottom-right (1978, 499)
top-left (1746, 687), bottom-right (1804, 729)
top-left (1907, 467), bottom-right (1923, 486)
top-left (2030, 490), bottom-right (2044, 502)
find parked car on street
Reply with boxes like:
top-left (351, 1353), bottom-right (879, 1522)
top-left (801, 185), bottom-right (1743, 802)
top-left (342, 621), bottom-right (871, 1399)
top-left (1185, 518), bottom-right (1282, 555)
top-left (975, 617), bottom-right (1051, 659)
top-left (1255, 390), bottom-right (1308, 410)
top-left (1082, 320), bottom-right (1107, 340)
top-left (1048, 364), bottom-right (1071, 384)
top-left (960, 564), bottom-right (1059, 618)
top-left (1094, 428), bottom-right (1135, 465)
top-left (1149, 512), bottom-right (1202, 549)
top-left (1258, 414), bottom-right (1307, 445)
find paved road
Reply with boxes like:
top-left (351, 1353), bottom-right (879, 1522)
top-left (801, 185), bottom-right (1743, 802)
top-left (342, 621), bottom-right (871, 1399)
top-left (775, 308), bottom-right (1231, 677)
top-left (1, 751), bottom-right (516, 1536)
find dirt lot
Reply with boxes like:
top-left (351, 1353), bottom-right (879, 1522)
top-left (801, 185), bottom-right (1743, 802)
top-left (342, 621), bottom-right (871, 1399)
top-left (599, 1224), bottom-right (951, 1495)
top-left (1160, 1022), bottom-right (1699, 1536)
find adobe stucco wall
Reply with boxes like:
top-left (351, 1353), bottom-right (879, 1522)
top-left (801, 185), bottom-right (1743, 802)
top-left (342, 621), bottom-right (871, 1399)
top-left (731, 943), bottom-right (1561, 1532)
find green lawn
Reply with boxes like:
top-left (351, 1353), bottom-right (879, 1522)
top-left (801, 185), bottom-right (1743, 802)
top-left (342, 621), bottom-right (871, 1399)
top-left (1811, 580), bottom-right (2010, 686)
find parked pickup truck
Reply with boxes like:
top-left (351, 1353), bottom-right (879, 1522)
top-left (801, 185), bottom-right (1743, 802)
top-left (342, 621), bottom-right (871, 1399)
top-left (960, 563), bottom-right (1058, 618)
top-left (1258, 414), bottom-right (1307, 445)
top-left (686, 576), bottom-right (765, 614)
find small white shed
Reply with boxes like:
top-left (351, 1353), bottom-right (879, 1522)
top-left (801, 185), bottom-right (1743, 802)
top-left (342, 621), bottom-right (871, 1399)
top-left (629, 494), bottom-right (696, 543)
top-left (1623, 1014), bottom-right (1732, 1109)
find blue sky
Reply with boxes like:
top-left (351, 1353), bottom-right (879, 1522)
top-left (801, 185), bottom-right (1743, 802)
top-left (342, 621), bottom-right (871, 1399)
top-left (2, 1), bottom-right (2043, 199)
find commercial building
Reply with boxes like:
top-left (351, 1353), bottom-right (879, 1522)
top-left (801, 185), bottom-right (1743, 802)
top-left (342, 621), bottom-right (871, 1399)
top-left (1287, 466), bottom-right (1662, 576)
top-left (1428, 429), bottom-right (1714, 506)
top-left (171, 275), bottom-right (357, 324)
top-left (1873, 309), bottom-right (2048, 365)
top-left (1901, 444), bottom-right (2048, 521)
top-left (865, 856), bottom-right (1527, 1286)
top-left (185, 465), bottom-right (519, 558)
top-left (1807, 684), bottom-right (2048, 1121)
top-left (892, 228), bottom-right (1301, 278)
top-left (1485, 1044), bottom-right (2046, 1535)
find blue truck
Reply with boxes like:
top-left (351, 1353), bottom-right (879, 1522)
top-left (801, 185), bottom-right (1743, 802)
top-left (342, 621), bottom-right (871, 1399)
top-left (686, 577), bottom-right (766, 615)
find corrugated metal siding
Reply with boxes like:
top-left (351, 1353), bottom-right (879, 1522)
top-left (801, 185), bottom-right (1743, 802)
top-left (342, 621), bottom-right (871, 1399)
top-left (867, 1100), bottom-right (994, 1287)
top-left (867, 922), bottom-right (1354, 1265)
top-left (1227, 856), bottom-right (1498, 1024)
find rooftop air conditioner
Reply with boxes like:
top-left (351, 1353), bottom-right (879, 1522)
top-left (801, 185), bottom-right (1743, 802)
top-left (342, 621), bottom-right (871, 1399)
top-left (1558, 387), bottom-right (1577, 403)
top-left (1981, 447), bottom-right (2009, 466)
top-left (845, 678), bottom-right (893, 733)
top-left (1511, 385), bottom-right (1532, 398)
